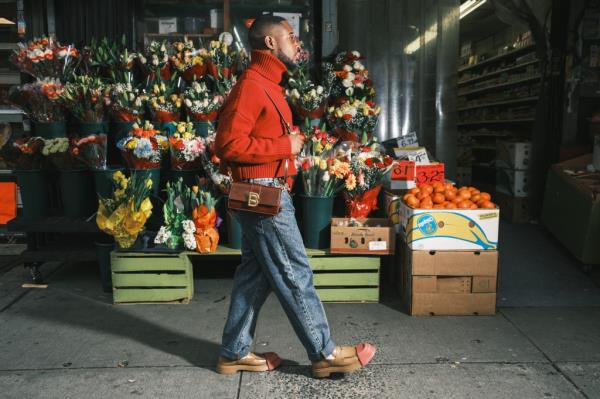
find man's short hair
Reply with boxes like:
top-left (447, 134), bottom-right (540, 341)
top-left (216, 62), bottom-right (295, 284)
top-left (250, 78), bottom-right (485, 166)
top-left (248, 15), bottom-right (287, 50)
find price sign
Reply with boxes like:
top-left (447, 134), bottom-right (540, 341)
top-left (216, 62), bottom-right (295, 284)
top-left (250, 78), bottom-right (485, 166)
top-left (396, 131), bottom-right (419, 148)
top-left (415, 164), bottom-right (445, 185)
top-left (391, 161), bottom-right (416, 181)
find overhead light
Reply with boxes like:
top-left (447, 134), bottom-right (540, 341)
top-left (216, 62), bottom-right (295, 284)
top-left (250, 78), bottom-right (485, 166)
top-left (460, 0), bottom-right (486, 19)
top-left (0, 17), bottom-right (15, 25)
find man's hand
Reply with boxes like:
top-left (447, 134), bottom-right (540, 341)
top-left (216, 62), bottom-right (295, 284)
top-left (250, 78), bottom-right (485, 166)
top-left (289, 133), bottom-right (305, 155)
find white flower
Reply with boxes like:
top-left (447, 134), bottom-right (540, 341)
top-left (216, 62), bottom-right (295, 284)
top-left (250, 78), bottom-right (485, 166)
top-left (346, 72), bottom-right (355, 82)
top-left (342, 79), bottom-right (352, 88)
top-left (185, 99), bottom-right (192, 108)
top-left (356, 82), bottom-right (364, 89)
top-left (288, 78), bottom-right (296, 85)
top-left (183, 233), bottom-right (196, 250)
top-left (138, 55), bottom-right (147, 64)
top-left (134, 97), bottom-right (142, 107)
top-left (316, 86), bottom-right (324, 95)
top-left (309, 89), bottom-right (316, 98)
top-left (352, 50), bottom-right (360, 58)
top-left (345, 87), bottom-right (354, 96)
top-left (348, 107), bottom-right (357, 117)
top-left (154, 226), bottom-right (171, 244)
top-left (343, 64), bottom-right (352, 72)
top-left (322, 171), bottom-right (330, 182)
top-left (152, 58), bottom-right (159, 66)
top-left (353, 61), bottom-right (364, 70)
top-left (291, 89), bottom-right (300, 99)
top-left (182, 220), bottom-right (196, 234)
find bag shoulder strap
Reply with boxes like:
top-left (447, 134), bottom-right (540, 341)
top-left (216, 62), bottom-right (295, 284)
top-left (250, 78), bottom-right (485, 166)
top-left (263, 88), bottom-right (292, 185)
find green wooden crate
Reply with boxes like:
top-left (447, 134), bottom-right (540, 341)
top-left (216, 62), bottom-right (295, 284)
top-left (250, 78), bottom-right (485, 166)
top-left (308, 256), bottom-right (380, 302)
top-left (110, 252), bottom-right (194, 304)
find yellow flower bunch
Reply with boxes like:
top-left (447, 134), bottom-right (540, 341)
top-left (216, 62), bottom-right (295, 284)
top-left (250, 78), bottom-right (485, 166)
top-left (329, 159), bottom-right (351, 179)
top-left (345, 173), bottom-right (357, 191)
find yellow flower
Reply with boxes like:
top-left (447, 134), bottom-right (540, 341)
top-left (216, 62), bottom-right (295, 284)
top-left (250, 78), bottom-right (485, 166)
top-left (160, 140), bottom-right (169, 150)
top-left (126, 139), bottom-right (137, 150)
top-left (314, 143), bottom-right (324, 154)
top-left (345, 174), bottom-right (357, 191)
top-left (210, 40), bottom-right (220, 49)
top-left (115, 188), bottom-right (125, 198)
top-left (192, 185), bottom-right (199, 193)
top-left (324, 143), bottom-right (332, 151)
top-left (319, 160), bottom-right (327, 170)
top-left (177, 123), bottom-right (186, 133)
top-left (175, 100), bottom-right (182, 108)
top-left (145, 179), bottom-right (153, 189)
top-left (120, 179), bottom-right (128, 189)
top-left (183, 132), bottom-right (194, 140)
top-left (170, 94), bottom-right (178, 102)
top-left (362, 108), bottom-right (369, 116)
top-left (221, 45), bottom-right (228, 55)
top-left (112, 170), bottom-right (125, 182)
top-left (313, 156), bottom-right (321, 166)
top-left (330, 160), bottom-right (350, 179)
top-left (159, 96), bottom-right (165, 104)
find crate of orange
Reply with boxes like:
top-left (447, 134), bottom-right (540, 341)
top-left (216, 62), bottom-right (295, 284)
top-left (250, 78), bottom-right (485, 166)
top-left (398, 182), bottom-right (500, 251)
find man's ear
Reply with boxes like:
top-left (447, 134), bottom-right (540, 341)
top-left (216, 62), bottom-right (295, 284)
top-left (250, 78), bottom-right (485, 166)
top-left (264, 35), bottom-right (276, 50)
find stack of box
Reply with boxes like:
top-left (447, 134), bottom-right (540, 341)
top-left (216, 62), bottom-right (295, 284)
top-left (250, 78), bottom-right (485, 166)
top-left (495, 140), bottom-right (530, 223)
top-left (397, 200), bottom-right (500, 316)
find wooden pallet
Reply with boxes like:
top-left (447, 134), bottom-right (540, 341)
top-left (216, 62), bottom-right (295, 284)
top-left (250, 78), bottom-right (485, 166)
top-left (110, 252), bottom-right (194, 304)
top-left (112, 246), bottom-right (382, 303)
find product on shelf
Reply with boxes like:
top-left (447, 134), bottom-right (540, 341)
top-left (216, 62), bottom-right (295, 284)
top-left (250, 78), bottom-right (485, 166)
top-left (401, 182), bottom-right (496, 209)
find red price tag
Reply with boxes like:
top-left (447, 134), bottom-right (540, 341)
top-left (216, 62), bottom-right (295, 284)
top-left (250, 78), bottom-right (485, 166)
top-left (415, 164), bottom-right (445, 185)
top-left (391, 161), bottom-right (416, 181)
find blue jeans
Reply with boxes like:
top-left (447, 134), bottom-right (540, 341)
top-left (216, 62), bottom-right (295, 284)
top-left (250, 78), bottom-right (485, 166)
top-left (220, 178), bottom-right (336, 362)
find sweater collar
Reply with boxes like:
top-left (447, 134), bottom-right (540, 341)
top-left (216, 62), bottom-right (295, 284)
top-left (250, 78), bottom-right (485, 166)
top-left (249, 50), bottom-right (288, 84)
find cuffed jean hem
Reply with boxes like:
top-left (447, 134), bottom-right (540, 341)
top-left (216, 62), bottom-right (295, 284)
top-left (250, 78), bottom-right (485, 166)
top-left (308, 338), bottom-right (337, 362)
top-left (219, 346), bottom-right (250, 361)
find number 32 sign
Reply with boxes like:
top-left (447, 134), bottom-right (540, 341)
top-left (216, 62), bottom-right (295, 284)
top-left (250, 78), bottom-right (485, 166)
top-left (391, 161), bottom-right (445, 186)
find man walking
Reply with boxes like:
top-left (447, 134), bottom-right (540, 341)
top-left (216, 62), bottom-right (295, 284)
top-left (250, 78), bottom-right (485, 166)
top-left (214, 15), bottom-right (376, 378)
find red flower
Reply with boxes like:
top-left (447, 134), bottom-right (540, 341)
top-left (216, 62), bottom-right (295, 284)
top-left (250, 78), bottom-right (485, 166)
top-left (366, 100), bottom-right (375, 107)
top-left (376, 162), bottom-right (384, 169)
top-left (384, 156), bottom-right (393, 166)
top-left (362, 147), bottom-right (371, 152)
top-left (301, 159), bottom-right (311, 171)
top-left (365, 158), bottom-right (374, 167)
top-left (150, 138), bottom-right (158, 151)
top-left (342, 114), bottom-right (353, 120)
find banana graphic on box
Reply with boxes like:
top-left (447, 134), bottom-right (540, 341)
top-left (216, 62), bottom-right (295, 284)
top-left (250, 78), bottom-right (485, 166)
top-left (407, 211), bottom-right (498, 250)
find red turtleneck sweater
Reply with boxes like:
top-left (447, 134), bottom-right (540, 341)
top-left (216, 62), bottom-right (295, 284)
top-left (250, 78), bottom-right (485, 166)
top-left (215, 50), bottom-right (296, 181)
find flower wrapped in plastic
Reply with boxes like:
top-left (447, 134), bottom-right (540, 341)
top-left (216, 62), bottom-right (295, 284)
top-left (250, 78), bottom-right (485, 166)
top-left (205, 38), bottom-right (237, 79)
top-left (170, 38), bottom-right (207, 81)
top-left (138, 40), bottom-right (172, 81)
top-left (60, 75), bottom-right (110, 123)
top-left (168, 122), bottom-right (206, 170)
top-left (83, 36), bottom-right (137, 81)
top-left (148, 77), bottom-right (183, 122)
top-left (10, 36), bottom-right (79, 81)
top-left (322, 50), bottom-right (375, 101)
top-left (41, 137), bottom-right (85, 170)
top-left (1, 137), bottom-right (45, 170)
top-left (8, 78), bottom-right (65, 123)
top-left (191, 181), bottom-right (220, 253)
top-left (327, 98), bottom-right (381, 143)
top-left (96, 170), bottom-right (153, 248)
top-left (117, 121), bottom-right (168, 169)
top-left (154, 178), bottom-right (197, 250)
top-left (286, 50), bottom-right (327, 120)
top-left (72, 133), bottom-right (107, 170)
top-left (109, 82), bottom-right (148, 122)
top-left (183, 81), bottom-right (223, 122)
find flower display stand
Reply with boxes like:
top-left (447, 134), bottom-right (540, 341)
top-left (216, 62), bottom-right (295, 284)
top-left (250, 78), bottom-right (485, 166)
top-left (110, 251), bottom-right (194, 304)
top-left (110, 246), bottom-right (381, 304)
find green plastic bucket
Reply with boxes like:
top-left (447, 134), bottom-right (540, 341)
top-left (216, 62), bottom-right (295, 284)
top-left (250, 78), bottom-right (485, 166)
top-left (32, 122), bottom-right (66, 138)
top-left (15, 169), bottom-right (48, 219)
top-left (78, 122), bottom-right (108, 135)
top-left (59, 169), bottom-right (95, 218)
top-left (300, 195), bottom-right (334, 249)
top-left (192, 121), bottom-right (212, 138)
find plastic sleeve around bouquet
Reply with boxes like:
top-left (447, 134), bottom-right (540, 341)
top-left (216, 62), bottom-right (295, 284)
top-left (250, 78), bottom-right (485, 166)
top-left (96, 198), bottom-right (153, 248)
top-left (154, 110), bottom-right (181, 122)
top-left (188, 110), bottom-right (218, 122)
top-left (113, 109), bottom-right (140, 122)
top-left (344, 185), bottom-right (382, 218)
top-left (192, 204), bottom-right (219, 253)
top-left (181, 63), bottom-right (207, 81)
top-left (74, 134), bottom-right (107, 170)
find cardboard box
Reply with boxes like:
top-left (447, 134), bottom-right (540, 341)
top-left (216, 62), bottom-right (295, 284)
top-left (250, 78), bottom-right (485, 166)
top-left (399, 244), bottom-right (498, 316)
top-left (496, 167), bottom-right (528, 197)
top-left (494, 191), bottom-right (530, 223)
top-left (496, 141), bottom-right (531, 170)
top-left (398, 201), bottom-right (500, 251)
top-left (541, 154), bottom-right (600, 264)
top-left (330, 218), bottom-right (395, 255)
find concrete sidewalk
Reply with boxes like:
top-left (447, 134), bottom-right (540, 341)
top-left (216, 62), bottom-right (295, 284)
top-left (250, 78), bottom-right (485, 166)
top-left (1, 223), bottom-right (599, 398)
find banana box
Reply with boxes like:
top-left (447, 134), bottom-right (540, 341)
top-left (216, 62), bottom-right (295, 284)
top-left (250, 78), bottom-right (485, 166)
top-left (398, 202), bottom-right (500, 250)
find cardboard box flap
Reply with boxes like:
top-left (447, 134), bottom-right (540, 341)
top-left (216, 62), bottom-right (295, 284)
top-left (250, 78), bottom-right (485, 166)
top-left (410, 250), bottom-right (498, 276)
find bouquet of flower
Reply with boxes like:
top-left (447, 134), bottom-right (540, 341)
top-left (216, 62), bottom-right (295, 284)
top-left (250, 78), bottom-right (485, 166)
top-left (322, 50), bottom-right (375, 101)
top-left (200, 133), bottom-right (231, 194)
top-left (72, 134), bottom-right (107, 170)
top-left (11, 36), bottom-right (79, 80)
top-left (211, 74), bottom-right (237, 99)
top-left (341, 145), bottom-right (394, 217)
top-left (205, 39), bottom-right (237, 79)
top-left (183, 81), bottom-right (223, 121)
top-left (96, 170), bottom-right (153, 248)
top-left (60, 75), bottom-right (110, 123)
top-left (297, 126), bottom-right (343, 196)
top-left (168, 121), bottom-right (206, 170)
top-left (155, 178), bottom-right (197, 250)
top-left (138, 40), bottom-right (172, 81)
top-left (2, 137), bottom-right (45, 170)
top-left (84, 36), bottom-right (136, 81)
top-left (170, 39), bottom-right (207, 81)
top-left (148, 77), bottom-right (183, 122)
top-left (8, 78), bottom-right (65, 123)
top-left (109, 82), bottom-right (148, 122)
top-left (41, 137), bottom-right (85, 170)
top-left (286, 50), bottom-right (327, 120)
top-left (327, 98), bottom-right (381, 143)
top-left (117, 121), bottom-right (168, 169)
top-left (191, 180), bottom-right (220, 253)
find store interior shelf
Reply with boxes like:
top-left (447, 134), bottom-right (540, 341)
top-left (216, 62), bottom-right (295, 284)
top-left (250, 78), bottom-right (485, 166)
top-left (458, 75), bottom-right (541, 96)
top-left (457, 60), bottom-right (538, 86)
top-left (458, 118), bottom-right (535, 126)
top-left (458, 96), bottom-right (539, 111)
top-left (458, 43), bottom-right (536, 73)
